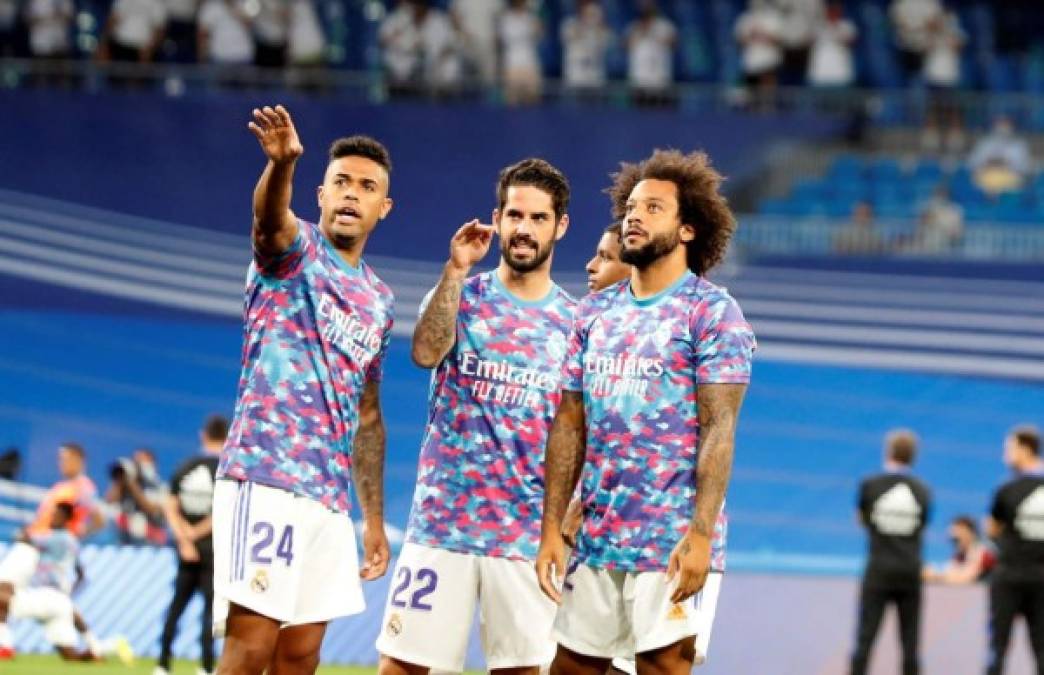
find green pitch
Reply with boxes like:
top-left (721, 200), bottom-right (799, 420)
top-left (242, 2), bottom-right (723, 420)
top-left (0, 654), bottom-right (383, 674)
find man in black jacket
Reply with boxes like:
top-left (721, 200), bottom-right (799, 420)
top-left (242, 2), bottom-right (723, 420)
top-left (986, 425), bottom-right (1044, 675)
top-left (851, 429), bottom-right (932, 675)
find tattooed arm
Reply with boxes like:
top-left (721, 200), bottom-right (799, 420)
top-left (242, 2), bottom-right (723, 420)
top-left (354, 379), bottom-right (389, 580)
top-left (667, 383), bottom-right (747, 603)
top-left (411, 219), bottom-right (495, 368)
top-left (535, 391), bottom-right (586, 603)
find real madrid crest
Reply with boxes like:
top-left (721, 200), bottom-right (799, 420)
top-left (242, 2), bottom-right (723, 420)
top-left (251, 569), bottom-right (270, 593)
top-left (386, 613), bottom-right (402, 637)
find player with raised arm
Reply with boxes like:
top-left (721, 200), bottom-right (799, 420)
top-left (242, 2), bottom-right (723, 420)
top-left (537, 150), bottom-right (755, 675)
top-left (377, 159), bottom-right (575, 675)
top-left (213, 105), bottom-right (395, 675)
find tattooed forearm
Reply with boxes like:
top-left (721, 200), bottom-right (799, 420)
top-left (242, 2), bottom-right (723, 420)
top-left (354, 381), bottom-right (386, 523)
top-left (542, 391), bottom-right (587, 532)
top-left (691, 383), bottom-right (747, 538)
top-left (411, 271), bottom-right (466, 368)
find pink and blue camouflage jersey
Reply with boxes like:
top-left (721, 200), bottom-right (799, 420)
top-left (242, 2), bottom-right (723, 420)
top-left (563, 271), bottom-right (755, 573)
top-left (29, 529), bottom-right (79, 593)
top-left (218, 219), bottom-right (395, 514)
top-left (406, 271), bottom-right (576, 561)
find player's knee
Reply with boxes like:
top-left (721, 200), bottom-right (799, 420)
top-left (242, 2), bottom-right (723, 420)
top-left (635, 637), bottom-right (696, 675)
top-left (219, 637), bottom-right (274, 674)
top-left (377, 654), bottom-right (429, 675)
top-left (271, 648), bottom-right (320, 675)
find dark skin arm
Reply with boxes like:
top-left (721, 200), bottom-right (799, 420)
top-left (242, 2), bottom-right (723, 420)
top-left (354, 378), bottom-right (390, 580)
top-left (667, 383), bottom-right (747, 603)
top-left (535, 391), bottom-right (586, 603)
top-left (247, 104), bottom-right (303, 259)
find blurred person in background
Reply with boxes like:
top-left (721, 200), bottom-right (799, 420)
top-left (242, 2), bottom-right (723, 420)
top-left (498, 0), bottom-right (543, 105)
top-left (903, 186), bottom-right (963, 253)
top-left (252, 0), bottom-right (288, 68)
top-left (921, 6), bottom-right (965, 154)
top-left (734, 0), bottom-right (782, 110)
top-left (776, 0), bottom-right (822, 86)
top-left (28, 442), bottom-right (103, 539)
top-left (985, 426), bottom-right (1044, 675)
top-left (851, 429), bottom-right (932, 675)
top-left (285, 0), bottom-right (325, 89)
top-left (24, 0), bottom-right (73, 61)
top-left (417, 1), bottom-right (463, 96)
top-left (833, 201), bottom-right (883, 255)
top-left (560, 0), bottom-right (612, 97)
top-left (922, 515), bottom-right (995, 584)
top-left (154, 415), bottom-right (228, 675)
top-left (0, 0), bottom-right (19, 57)
top-left (160, 0), bottom-right (198, 61)
top-left (889, 0), bottom-right (940, 83)
top-left (626, 0), bottom-right (676, 105)
top-left (99, 0), bottom-right (167, 64)
top-left (450, 0), bottom-right (504, 86)
top-left (807, 2), bottom-right (857, 88)
top-left (380, 0), bottom-right (422, 95)
top-left (197, 0), bottom-right (254, 69)
top-left (969, 115), bottom-right (1032, 196)
top-left (105, 447), bottom-right (168, 546)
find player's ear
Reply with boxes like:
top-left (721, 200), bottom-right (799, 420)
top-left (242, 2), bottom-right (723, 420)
top-left (679, 222), bottom-right (696, 243)
top-left (316, 185), bottom-right (324, 210)
top-left (492, 208), bottom-right (500, 226)
top-left (555, 213), bottom-right (570, 241)
top-left (379, 197), bottom-right (394, 220)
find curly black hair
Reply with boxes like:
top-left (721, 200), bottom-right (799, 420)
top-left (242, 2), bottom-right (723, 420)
top-left (607, 149), bottom-right (735, 275)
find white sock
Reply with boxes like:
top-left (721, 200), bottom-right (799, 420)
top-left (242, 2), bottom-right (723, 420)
top-left (83, 631), bottom-right (102, 656)
top-left (0, 622), bottom-right (11, 648)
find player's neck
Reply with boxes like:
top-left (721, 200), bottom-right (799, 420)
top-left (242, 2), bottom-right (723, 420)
top-left (629, 250), bottom-right (688, 300)
top-left (496, 261), bottom-right (553, 302)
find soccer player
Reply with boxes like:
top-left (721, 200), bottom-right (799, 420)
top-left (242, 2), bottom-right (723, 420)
top-left (155, 415), bottom-right (228, 675)
top-left (0, 502), bottom-right (132, 664)
top-left (850, 429), bottom-right (931, 675)
top-left (985, 426), bottom-right (1044, 675)
top-left (213, 105), bottom-right (395, 675)
top-left (537, 149), bottom-right (755, 675)
top-left (376, 159), bottom-right (575, 675)
top-left (28, 442), bottom-right (104, 538)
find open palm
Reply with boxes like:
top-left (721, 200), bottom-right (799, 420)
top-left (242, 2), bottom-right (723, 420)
top-left (248, 105), bottom-right (304, 163)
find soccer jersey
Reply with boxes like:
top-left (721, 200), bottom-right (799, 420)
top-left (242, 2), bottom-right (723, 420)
top-left (29, 529), bottom-right (79, 593)
top-left (28, 475), bottom-right (98, 538)
top-left (406, 271), bottom-right (576, 561)
top-left (563, 271), bottom-right (755, 572)
top-left (219, 219), bottom-right (395, 514)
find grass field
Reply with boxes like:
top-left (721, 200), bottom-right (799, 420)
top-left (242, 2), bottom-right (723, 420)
top-left (0, 654), bottom-right (381, 674)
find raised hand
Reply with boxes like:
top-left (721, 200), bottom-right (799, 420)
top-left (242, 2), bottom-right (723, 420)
top-left (248, 105), bottom-right (304, 165)
top-left (446, 219), bottom-right (496, 278)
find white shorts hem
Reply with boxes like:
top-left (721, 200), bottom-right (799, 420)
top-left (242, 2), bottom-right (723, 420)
top-left (634, 630), bottom-right (698, 656)
top-left (552, 630), bottom-right (616, 660)
top-left (486, 652), bottom-right (555, 670)
top-left (377, 643), bottom-right (464, 673)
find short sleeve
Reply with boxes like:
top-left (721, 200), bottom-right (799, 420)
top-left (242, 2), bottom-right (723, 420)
top-left (692, 294), bottom-right (756, 384)
top-left (561, 312), bottom-right (587, 392)
top-left (253, 219), bottom-right (315, 279)
top-left (169, 460), bottom-right (189, 497)
top-left (990, 487), bottom-right (1009, 525)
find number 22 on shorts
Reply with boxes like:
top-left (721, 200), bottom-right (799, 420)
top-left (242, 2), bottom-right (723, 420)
top-left (250, 521), bottom-right (294, 566)
top-left (390, 567), bottom-right (438, 611)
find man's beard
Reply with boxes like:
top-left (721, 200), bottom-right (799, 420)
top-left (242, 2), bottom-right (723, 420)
top-left (619, 229), bottom-right (681, 269)
top-left (501, 233), bottom-right (554, 273)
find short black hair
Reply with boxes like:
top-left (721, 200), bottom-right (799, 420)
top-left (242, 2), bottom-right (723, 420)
top-left (952, 515), bottom-right (979, 537)
top-left (886, 429), bottom-right (918, 466)
top-left (1012, 425), bottom-right (1041, 456)
top-left (329, 136), bottom-right (392, 175)
top-left (61, 442), bottom-right (85, 458)
top-left (54, 501), bottom-right (75, 521)
top-left (203, 415), bottom-right (230, 443)
top-left (497, 158), bottom-right (570, 222)
top-left (605, 222), bottom-right (622, 236)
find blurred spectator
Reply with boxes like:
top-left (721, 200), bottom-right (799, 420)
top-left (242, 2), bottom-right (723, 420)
top-left (923, 515), bottom-right (996, 584)
top-left (833, 202), bottom-right (883, 255)
top-left (0, 0), bottom-right (19, 57)
top-left (160, 0), bottom-right (199, 62)
top-left (100, 0), bottom-right (167, 63)
top-left (889, 0), bottom-right (940, 82)
top-left (560, 0), bottom-right (613, 94)
top-left (380, 0), bottom-right (422, 94)
top-left (451, 0), bottom-right (504, 86)
top-left (0, 448), bottom-right (18, 480)
top-left (735, 0), bottom-right (782, 108)
top-left (287, 0), bottom-right (324, 67)
top-left (418, 3), bottom-right (463, 95)
top-left (969, 116), bottom-right (1032, 195)
top-left (626, 0), bottom-right (676, 105)
top-left (24, 0), bottom-right (73, 59)
top-left (776, 0), bottom-right (822, 86)
top-left (909, 187), bottom-right (964, 253)
top-left (498, 0), bottom-right (542, 106)
top-left (27, 443), bottom-right (103, 539)
top-left (252, 0), bottom-right (289, 68)
top-left (808, 2), bottom-right (856, 88)
top-left (921, 8), bottom-right (965, 154)
top-left (105, 448), bottom-right (167, 546)
top-left (380, 1), bottom-right (462, 96)
top-left (197, 0), bottom-right (254, 66)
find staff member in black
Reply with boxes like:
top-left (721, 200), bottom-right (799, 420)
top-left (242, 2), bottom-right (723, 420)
top-left (155, 415), bottom-right (228, 675)
top-left (851, 429), bottom-right (932, 675)
top-left (986, 425), bottom-right (1044, 675)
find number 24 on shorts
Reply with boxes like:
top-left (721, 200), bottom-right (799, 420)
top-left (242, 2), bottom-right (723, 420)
top-left (390, 567), bottom-right (438, 611)
top-left (250, 522), bottom-right (294, 566)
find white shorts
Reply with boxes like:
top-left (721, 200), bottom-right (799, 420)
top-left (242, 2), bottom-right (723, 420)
top-left (376, 542), bottom-right (557, 672)
top-left (552, 565), bottom-right (722, 663)
top-left (0, 542), bottom-right (40, 590)
top-left (10, 586), bottom-right (78, 648)
top-left (212, 479), bottom-right (364, 636)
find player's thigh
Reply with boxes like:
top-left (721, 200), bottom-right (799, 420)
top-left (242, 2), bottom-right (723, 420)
top-left (630, 570), bottom-right (718, 659)
top-left (477, 555), bottom-right (558, 669)
top-left (10, 588), bottom-right (77, 648)
top-left (552, 564), bottom-right (630, 660)
top-left (287, 498), bottom-right (365, 626)
top-left (212, 480), bottom-right (303, 634)
top-left (0, 542), bottom-right (40, 590)
top-left (376, 543), bottom-right (479, 673)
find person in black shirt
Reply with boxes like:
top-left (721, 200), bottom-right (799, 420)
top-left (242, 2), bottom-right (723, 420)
top-left (851, 429), bottom-right (932, 675)
top-left (986, 425), bottom-right (1044, 675)
top-left (155, 415), bottom-right (228, 675)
